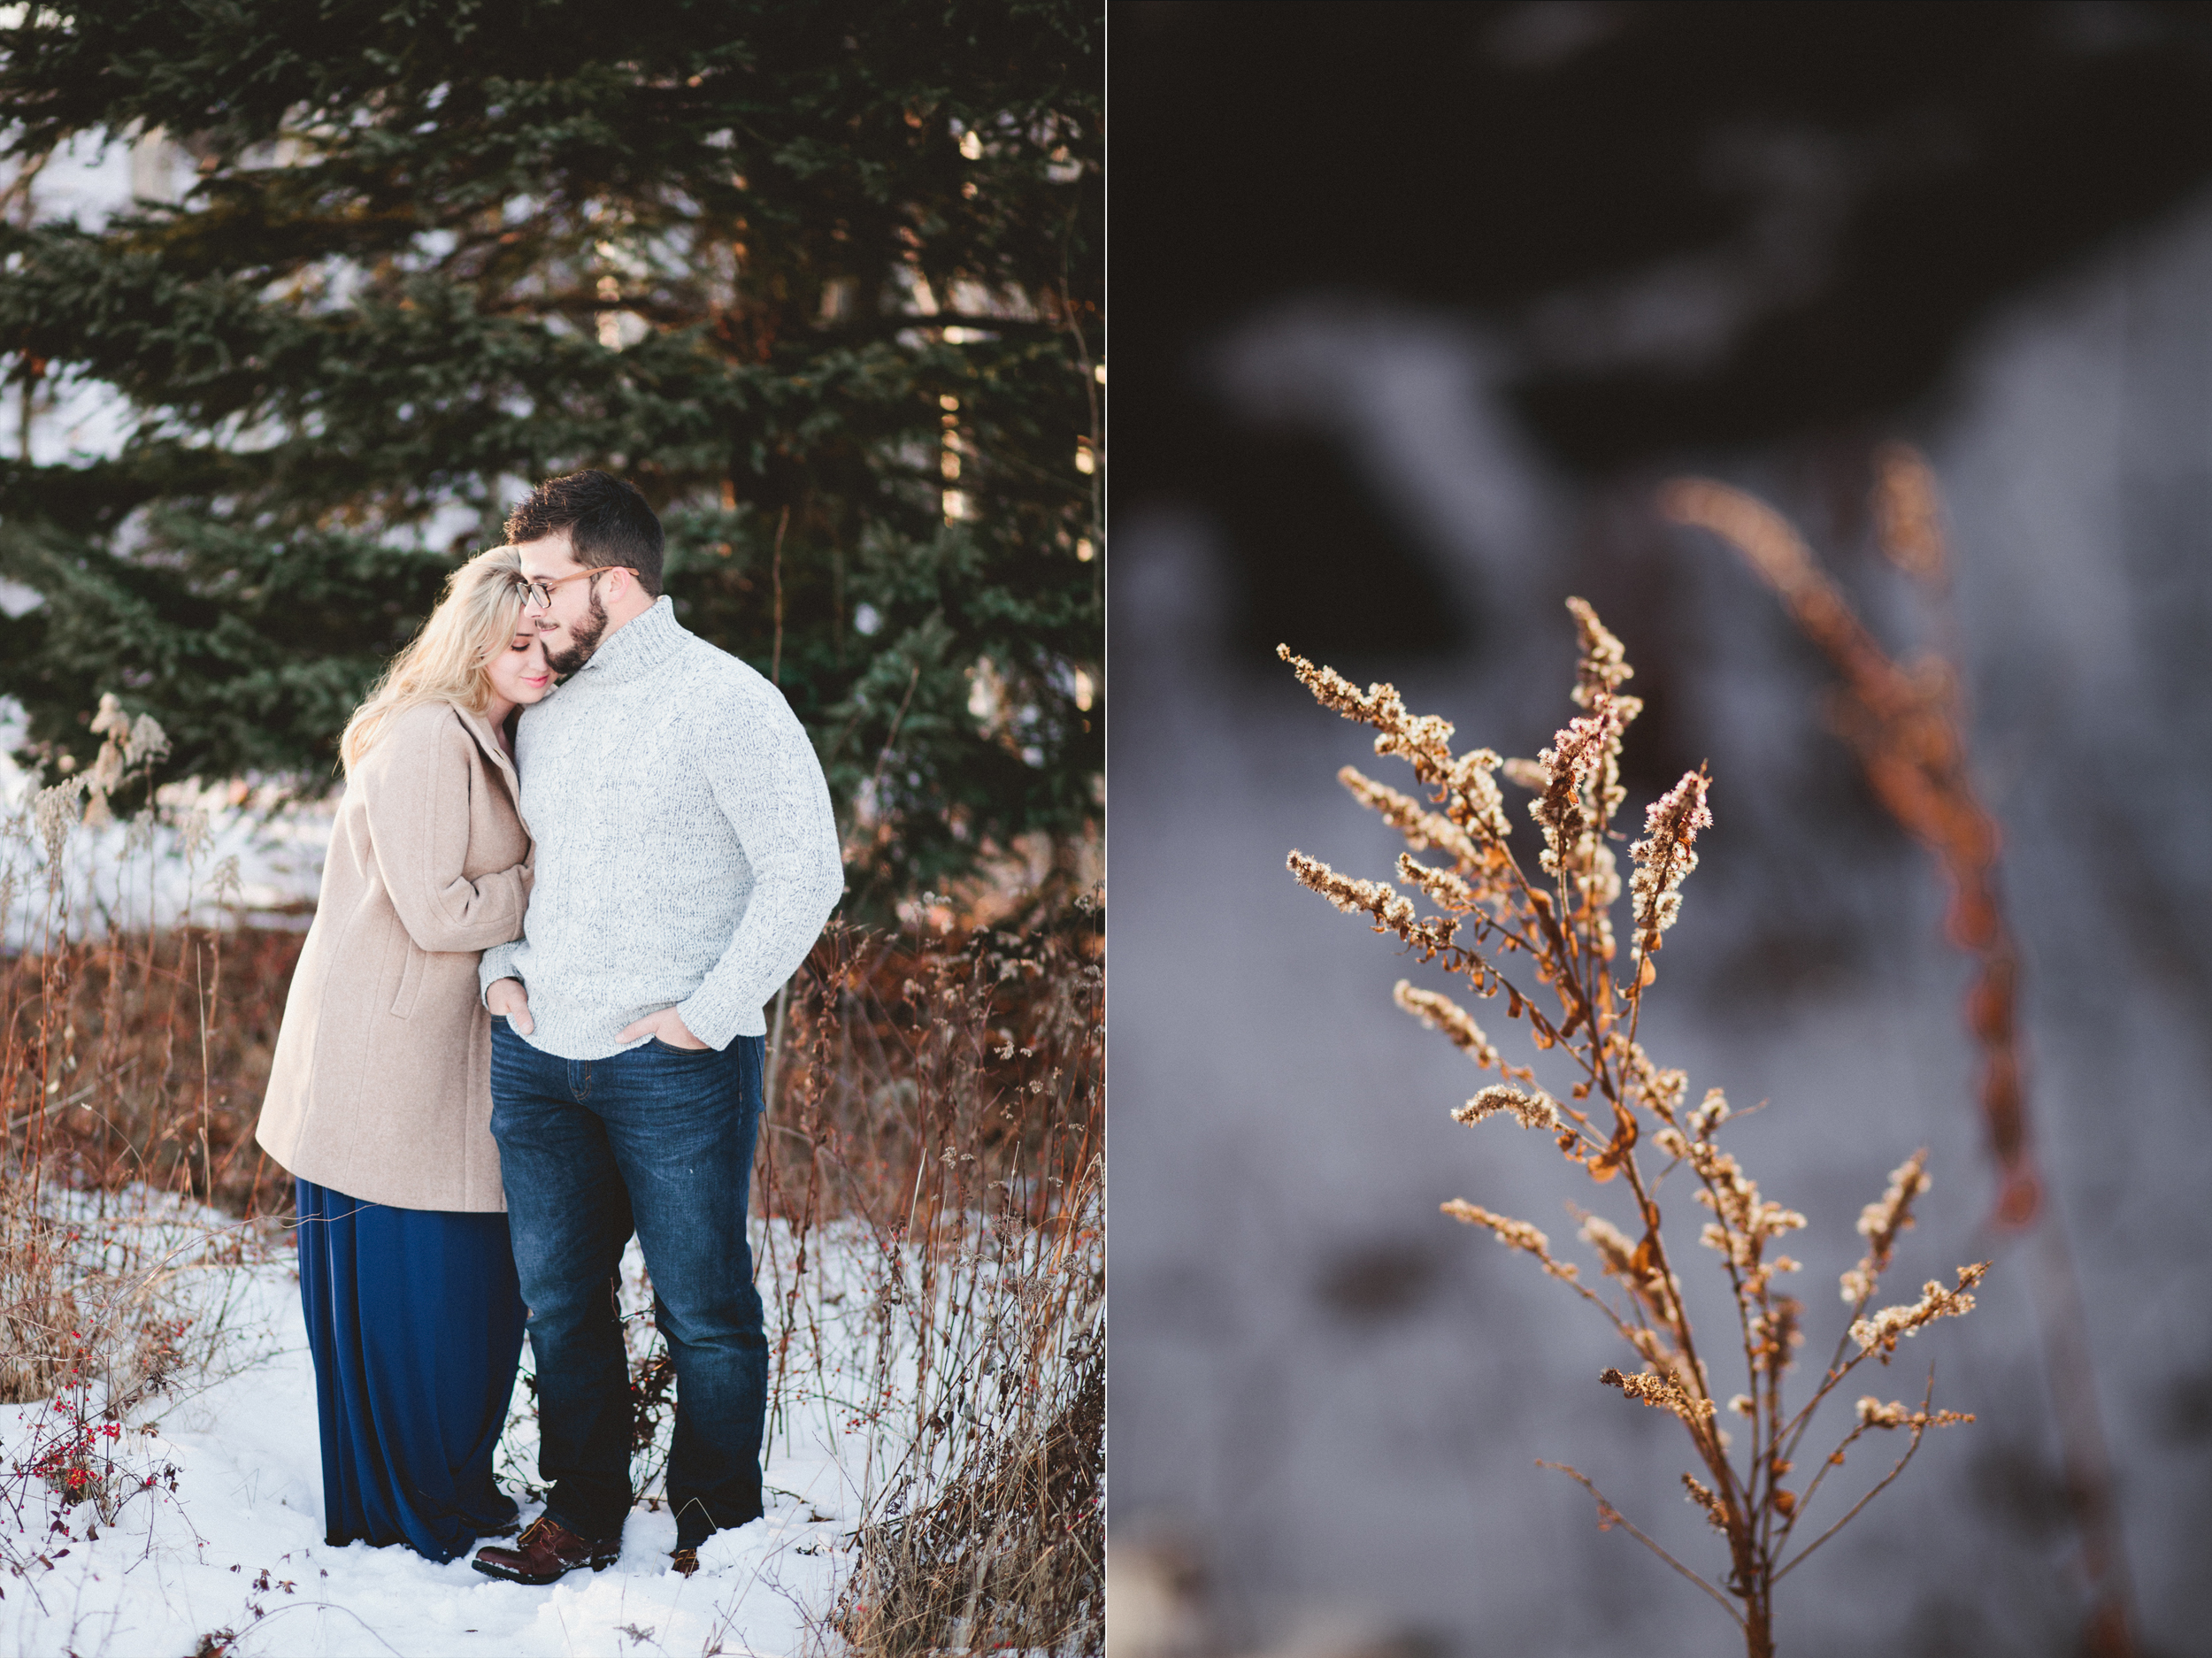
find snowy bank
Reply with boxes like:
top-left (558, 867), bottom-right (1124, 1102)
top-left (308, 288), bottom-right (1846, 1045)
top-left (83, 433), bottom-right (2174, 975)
top-left (0, 1214), bottom-right (872, 1658)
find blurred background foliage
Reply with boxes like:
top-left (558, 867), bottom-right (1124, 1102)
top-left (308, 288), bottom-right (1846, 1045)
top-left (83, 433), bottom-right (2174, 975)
top-left (1121, 0), bottom-right (2212, 670)
top-left (0, 0), bottom-right (1101, 914)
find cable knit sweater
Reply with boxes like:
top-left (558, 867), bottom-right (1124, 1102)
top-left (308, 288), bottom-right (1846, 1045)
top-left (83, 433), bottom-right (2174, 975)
top-left (478, 597), bottom-right (843, 1058)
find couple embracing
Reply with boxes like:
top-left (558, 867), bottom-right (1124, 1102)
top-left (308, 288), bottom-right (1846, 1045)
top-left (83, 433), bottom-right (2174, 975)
top-left (252, 471), bottom-right (842, 1581)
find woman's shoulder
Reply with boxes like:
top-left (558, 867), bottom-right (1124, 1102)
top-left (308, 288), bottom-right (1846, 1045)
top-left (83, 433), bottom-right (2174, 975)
top-left (355, 700), bottom-right (474, 779)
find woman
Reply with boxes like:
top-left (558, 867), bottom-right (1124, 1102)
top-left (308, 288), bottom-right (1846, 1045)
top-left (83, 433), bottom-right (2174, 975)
top-left (256, 546), bottom-right (554, 1562)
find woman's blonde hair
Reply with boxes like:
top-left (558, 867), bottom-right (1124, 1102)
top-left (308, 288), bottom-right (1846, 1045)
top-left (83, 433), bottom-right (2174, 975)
top-left (339, 546), bottom-right (532, 774)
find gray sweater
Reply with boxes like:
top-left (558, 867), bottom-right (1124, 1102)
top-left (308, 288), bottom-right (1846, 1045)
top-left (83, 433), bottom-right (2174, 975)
top-left (479, 597), bottom-right (843, 1058)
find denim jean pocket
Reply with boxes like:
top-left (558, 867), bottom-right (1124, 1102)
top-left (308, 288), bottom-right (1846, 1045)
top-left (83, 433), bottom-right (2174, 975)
top-left (648, 1036), bottom-right (716, 1056)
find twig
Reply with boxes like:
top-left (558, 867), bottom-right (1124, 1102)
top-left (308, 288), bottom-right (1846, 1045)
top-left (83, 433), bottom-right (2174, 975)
top-left (1775, 1372), bottom-right (1939, 1580)
top-left (1538, 1461), bottom-right (1742, 1626)
top-left (770, 503), bottom-right (789, 686)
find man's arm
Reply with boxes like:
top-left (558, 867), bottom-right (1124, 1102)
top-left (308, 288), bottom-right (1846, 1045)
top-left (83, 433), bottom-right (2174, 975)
top-left (670, 677), bottom-right (842, 1049)
top-left (480, 940), bottom-right (524, 1004)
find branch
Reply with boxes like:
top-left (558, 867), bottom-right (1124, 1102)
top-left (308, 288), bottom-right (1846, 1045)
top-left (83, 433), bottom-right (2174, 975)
top-left (1538, 1461), bottom-right (1742, 1627)
top-left (1779, 1416), bottom-right (1878, 1547)
top-left (1440, 1202), bottom-right (1642, 1345)
top-left (1778, 1316), bottom-right (1877, 1470)
top-left (1773, 1371), bottom-right (1941, 1581)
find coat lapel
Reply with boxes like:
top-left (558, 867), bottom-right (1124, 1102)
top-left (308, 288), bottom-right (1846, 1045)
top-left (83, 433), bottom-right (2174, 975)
top-left (453, 705), bottom-right (524, 810)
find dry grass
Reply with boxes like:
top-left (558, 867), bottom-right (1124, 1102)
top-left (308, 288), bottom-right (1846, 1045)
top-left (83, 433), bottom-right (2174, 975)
top-left (0, 703), bottom-right (291, 1562)
top-left (1282, 602), bottom-right (1980, 1658)
top-left (0, 695), bottom-right (301, 1230)
top-left (1, 927), bottom-right (302, 1229)
top-left (736, 913), bottom-right (1102, 1654)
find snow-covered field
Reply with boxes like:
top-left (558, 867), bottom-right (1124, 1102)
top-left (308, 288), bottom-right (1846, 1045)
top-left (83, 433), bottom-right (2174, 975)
top-left (0, 1205), bottom-right (883, 1658)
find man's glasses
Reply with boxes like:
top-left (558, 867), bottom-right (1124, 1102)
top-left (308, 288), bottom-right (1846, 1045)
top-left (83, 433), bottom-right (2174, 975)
top-left (521, 567), bottom-right (629, 609)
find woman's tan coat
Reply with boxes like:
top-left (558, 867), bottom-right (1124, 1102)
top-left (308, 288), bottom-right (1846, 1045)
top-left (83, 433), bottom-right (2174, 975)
top-left (256, 701), bottom-right (531, 1211)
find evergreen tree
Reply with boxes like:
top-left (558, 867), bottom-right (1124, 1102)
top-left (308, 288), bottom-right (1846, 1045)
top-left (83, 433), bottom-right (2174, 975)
top-left (0, 0), bottom-right (1101, 911)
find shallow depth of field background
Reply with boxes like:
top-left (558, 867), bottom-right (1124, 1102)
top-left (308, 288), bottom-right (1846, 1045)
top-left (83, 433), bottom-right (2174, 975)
top-left (1110, 6), bottom-right (2212, 1655)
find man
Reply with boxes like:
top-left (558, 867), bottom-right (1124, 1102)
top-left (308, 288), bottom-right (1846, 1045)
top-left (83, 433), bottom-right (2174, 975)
top-left (468, 470), bottom-right (843, 1584)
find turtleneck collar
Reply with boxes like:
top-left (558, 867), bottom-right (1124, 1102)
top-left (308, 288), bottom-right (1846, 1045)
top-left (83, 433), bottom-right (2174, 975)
top-left (577, 595), bottom-right (686, 685)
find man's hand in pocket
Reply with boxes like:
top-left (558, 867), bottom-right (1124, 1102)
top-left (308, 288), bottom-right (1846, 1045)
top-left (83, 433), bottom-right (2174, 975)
top-left (617, 1007), bottom-right (709, 1049)
top-left (487, 978), bottom-right (535, 1036)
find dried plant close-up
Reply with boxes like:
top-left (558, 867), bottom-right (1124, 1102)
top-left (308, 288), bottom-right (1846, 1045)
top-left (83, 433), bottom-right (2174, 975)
top-left (1280, 604), bottom-right (1987, 1658)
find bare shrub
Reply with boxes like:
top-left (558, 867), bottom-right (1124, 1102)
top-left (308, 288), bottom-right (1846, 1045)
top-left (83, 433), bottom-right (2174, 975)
top-left (777, 915), bottom-right (1104, 1656)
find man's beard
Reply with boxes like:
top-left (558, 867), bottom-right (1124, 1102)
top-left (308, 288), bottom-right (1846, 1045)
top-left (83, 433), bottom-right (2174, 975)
top-left (545, 588), bottom-right (609, 676)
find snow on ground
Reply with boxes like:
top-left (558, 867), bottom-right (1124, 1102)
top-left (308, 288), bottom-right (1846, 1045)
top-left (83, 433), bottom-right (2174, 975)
top-left (0, 1209), bottom-right (885, 1658)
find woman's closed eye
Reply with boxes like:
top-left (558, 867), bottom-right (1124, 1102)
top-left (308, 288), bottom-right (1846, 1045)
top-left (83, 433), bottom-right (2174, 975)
top-left (491, 631), bottom-right (554, 704)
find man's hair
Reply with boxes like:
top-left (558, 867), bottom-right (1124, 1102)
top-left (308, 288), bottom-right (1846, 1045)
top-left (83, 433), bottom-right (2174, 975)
top-left (504, 470), bottom-right (665, 597)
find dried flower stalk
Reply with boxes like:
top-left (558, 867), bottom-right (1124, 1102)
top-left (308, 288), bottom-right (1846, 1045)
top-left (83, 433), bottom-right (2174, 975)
top-left (1282, 606), bottom-right (1984, 1658)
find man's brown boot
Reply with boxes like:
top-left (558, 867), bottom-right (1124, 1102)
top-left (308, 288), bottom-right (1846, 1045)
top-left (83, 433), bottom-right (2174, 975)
top-left (471, 1515), bottom-right (622, 1585)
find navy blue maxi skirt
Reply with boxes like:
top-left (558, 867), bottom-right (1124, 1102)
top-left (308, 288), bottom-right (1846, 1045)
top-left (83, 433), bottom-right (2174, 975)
top-left (295, 1178), bottom-right (528, 1562)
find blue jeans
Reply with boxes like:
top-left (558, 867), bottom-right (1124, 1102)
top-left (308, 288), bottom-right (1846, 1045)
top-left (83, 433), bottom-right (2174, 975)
top-left (488, 1020), bottom-right (769, 1547)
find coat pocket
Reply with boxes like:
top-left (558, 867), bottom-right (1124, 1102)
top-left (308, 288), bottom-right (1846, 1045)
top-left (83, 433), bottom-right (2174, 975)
top-left (391, 938), bottom-right (426, 1019)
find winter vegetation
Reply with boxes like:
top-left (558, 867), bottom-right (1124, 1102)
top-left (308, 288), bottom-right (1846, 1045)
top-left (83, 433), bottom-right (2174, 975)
top-left (1282, 595), bottom-right (1986, 1658)
top-left (1258, 451), bottom-right (2145, 1656)
top-left (1114, 12), bottom-right (2209, 1654)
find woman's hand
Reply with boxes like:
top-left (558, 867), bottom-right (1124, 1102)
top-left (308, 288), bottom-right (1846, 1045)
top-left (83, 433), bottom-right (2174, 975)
top-left (618, 1007), bottom-right (710, 1050)
top-left (487, 977), bottom-right (534, 1035)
